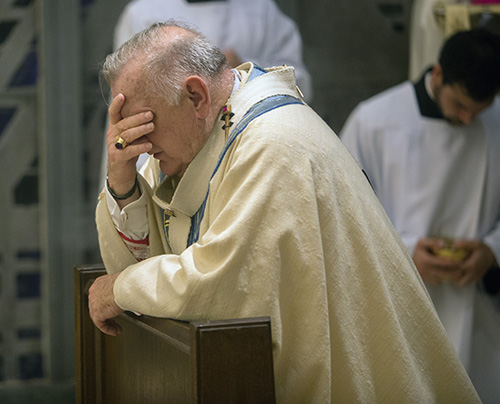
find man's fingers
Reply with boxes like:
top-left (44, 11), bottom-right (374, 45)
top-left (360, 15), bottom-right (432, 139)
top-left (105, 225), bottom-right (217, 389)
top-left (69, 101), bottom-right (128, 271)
top-left (88, 273), bottom-right (124, 336)
top-left (107, 93), bottom-right (154, 149)
top-left (90, 308), bottom-right (123, 336)
top-left (112, 120), bottom-right (154, 148)
top-left (107, 113), bottom-right (155, 154)
top-left (97, 318), bottom-right (122, 336)
top-left (110, 141), bottom-right (152, 160)
top-left (457, 275), bottom-right (472, 288)
top-left (109, 93), bottom-right (126, 125)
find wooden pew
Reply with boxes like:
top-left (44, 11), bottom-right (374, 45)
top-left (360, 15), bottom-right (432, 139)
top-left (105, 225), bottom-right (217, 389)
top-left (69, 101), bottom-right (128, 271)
top-left (74, 264), bottom-right (276, 404)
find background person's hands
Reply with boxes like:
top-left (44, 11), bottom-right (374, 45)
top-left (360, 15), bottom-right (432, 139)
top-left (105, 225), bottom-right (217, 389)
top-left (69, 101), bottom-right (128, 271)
top-left (451, 239), bottom-right (496, 287)
top-left (413, 238), bottom-right (464, 285)
top-left (413, 237), bottom-right (496, 287)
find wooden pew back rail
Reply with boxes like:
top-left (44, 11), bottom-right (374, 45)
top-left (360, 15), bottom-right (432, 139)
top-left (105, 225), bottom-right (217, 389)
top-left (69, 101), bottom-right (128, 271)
top-left (74, 264), bottom-right (276, 404)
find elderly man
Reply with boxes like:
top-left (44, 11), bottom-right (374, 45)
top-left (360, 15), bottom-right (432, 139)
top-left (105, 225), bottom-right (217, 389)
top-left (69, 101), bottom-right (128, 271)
top-left (90, 22), bottom-right (480, 403)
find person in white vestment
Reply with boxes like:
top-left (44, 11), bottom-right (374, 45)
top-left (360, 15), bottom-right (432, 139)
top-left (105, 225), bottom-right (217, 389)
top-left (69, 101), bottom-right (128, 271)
top-left (89, 22), bottom-right (481, 403)
top-left (341, 28), bottom-right (500, 403)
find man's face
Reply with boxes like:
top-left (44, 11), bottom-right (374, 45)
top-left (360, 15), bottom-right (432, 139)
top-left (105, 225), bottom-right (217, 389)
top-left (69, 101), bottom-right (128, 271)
top-left (432, 66), bottom-right (494, 126)
top-left (112, 68), bottom-right (207, 177)
top-left (434, 83), bottom-right (493, 126)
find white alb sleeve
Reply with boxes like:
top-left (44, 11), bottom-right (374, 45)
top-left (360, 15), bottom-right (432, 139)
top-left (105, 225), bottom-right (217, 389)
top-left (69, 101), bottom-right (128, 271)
top-left (105, 184), bottom-right (149, 240)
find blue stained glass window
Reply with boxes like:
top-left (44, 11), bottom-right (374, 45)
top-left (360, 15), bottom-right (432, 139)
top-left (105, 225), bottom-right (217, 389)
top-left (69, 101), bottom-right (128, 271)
top-left (18, 328), bottom-right (41, 339)
top-left (19, 353), bottom-right (43, 380)
top-left (13, 0), bottom-right (34, 7)
top-left (9, 41), bottom-right (38, 87)
top-left (16, 250), bottom-right (41, 261)
top-left (16, 273), bottom-right (41, 299)
top-left (0, 108), bottom-right (16, 141)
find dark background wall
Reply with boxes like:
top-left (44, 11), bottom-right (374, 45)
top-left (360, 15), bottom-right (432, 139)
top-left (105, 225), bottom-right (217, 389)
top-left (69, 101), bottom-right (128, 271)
top-left (278, 0), bottom-right (412, 133)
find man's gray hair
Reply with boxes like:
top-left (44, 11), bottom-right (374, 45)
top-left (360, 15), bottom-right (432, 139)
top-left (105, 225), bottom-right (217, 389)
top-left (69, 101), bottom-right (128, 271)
top-left (101, 21), bottom-right (229, 105)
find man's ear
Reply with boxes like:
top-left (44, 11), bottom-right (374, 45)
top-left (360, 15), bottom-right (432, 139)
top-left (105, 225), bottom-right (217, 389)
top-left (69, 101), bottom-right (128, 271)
top-left (431, 64), bottom-right (443, 85)
top-left (184, 76), bottom-right (210, 119)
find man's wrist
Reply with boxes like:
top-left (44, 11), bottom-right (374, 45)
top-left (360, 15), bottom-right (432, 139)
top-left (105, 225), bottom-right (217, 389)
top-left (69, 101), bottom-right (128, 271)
top-left (107, 175), bottom-right (138, 200)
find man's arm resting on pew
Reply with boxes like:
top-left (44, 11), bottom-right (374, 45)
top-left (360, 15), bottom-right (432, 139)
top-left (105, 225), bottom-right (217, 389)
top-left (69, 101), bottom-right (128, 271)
top-left (88, 272), bottom-right (124, 336)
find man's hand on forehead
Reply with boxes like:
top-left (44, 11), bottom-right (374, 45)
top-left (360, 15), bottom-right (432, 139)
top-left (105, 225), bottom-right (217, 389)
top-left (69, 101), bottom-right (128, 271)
top-left (106, 93), bottom-right (154, 201)
top-left (109, 93), bottom-right (155, 152)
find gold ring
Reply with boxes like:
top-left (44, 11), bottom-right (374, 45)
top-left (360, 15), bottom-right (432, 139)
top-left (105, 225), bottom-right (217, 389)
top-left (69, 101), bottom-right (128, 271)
top-left (115, 136), bottom-right (128, 150)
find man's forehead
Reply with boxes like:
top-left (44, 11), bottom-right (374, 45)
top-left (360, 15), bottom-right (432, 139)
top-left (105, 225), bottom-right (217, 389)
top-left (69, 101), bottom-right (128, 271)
top-left (112, 59), bottom-right (142, 90)
top-left (111, 69), bottom-right (150, 117)
top-left (119, 95), bottom-right (151, 119)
